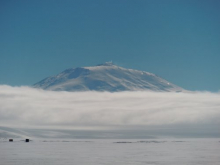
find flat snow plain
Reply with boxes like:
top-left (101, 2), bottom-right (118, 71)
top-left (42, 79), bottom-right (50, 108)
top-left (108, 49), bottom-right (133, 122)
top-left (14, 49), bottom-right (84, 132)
top-left (1, 138), bottom-right (220, 165)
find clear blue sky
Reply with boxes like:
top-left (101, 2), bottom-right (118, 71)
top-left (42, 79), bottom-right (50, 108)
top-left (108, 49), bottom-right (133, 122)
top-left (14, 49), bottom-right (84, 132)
top-left (0, 0), bottom-right (219, 91)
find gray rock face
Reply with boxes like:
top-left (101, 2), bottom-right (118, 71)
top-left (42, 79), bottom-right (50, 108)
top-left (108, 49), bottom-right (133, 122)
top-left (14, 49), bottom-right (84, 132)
top-left (33, 62), bottom-right (184, 92)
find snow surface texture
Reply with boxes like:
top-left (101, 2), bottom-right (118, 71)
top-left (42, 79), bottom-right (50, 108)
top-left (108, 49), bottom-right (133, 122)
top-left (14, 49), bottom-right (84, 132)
top-left (34, 62), bottom-right (184, 92)
top-left (1, 139), bottom-right (220, 165)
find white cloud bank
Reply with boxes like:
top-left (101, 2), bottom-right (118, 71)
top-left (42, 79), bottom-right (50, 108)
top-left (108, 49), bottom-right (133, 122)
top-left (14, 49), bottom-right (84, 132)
top-left (0, 85), bottom-right (220, 131)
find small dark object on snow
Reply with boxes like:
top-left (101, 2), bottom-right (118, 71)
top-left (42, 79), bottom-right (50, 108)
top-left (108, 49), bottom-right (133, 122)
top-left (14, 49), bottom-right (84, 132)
top-left (25, 139), bottom-right (29, 142)
top-left (9, 139), bottom-right (13, 142)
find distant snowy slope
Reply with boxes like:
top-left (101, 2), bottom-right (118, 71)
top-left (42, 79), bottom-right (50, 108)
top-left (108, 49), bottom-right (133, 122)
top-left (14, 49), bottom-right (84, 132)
top-left (33, 62), bottom-right (184, 92)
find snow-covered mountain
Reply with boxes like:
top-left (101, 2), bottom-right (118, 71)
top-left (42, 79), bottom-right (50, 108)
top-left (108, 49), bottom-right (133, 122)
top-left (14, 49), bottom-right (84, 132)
top-left (33, 62), bottom-right (184, 92)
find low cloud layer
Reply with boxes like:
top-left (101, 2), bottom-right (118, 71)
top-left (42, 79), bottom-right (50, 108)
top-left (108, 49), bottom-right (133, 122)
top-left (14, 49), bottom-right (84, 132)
top-left (0, 85), bottom-right (220, 132)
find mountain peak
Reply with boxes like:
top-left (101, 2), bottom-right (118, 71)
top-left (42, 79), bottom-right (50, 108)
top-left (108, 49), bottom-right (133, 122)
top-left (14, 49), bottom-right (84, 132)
top-left (34, 63), bottom-right (184, 92)
top-left (96, 61), bottom-right (114, 66)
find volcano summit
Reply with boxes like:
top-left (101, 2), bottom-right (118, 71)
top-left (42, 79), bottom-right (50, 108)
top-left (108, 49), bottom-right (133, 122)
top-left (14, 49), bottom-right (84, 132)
top-left (34, 62), bottom-right (184, 92)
